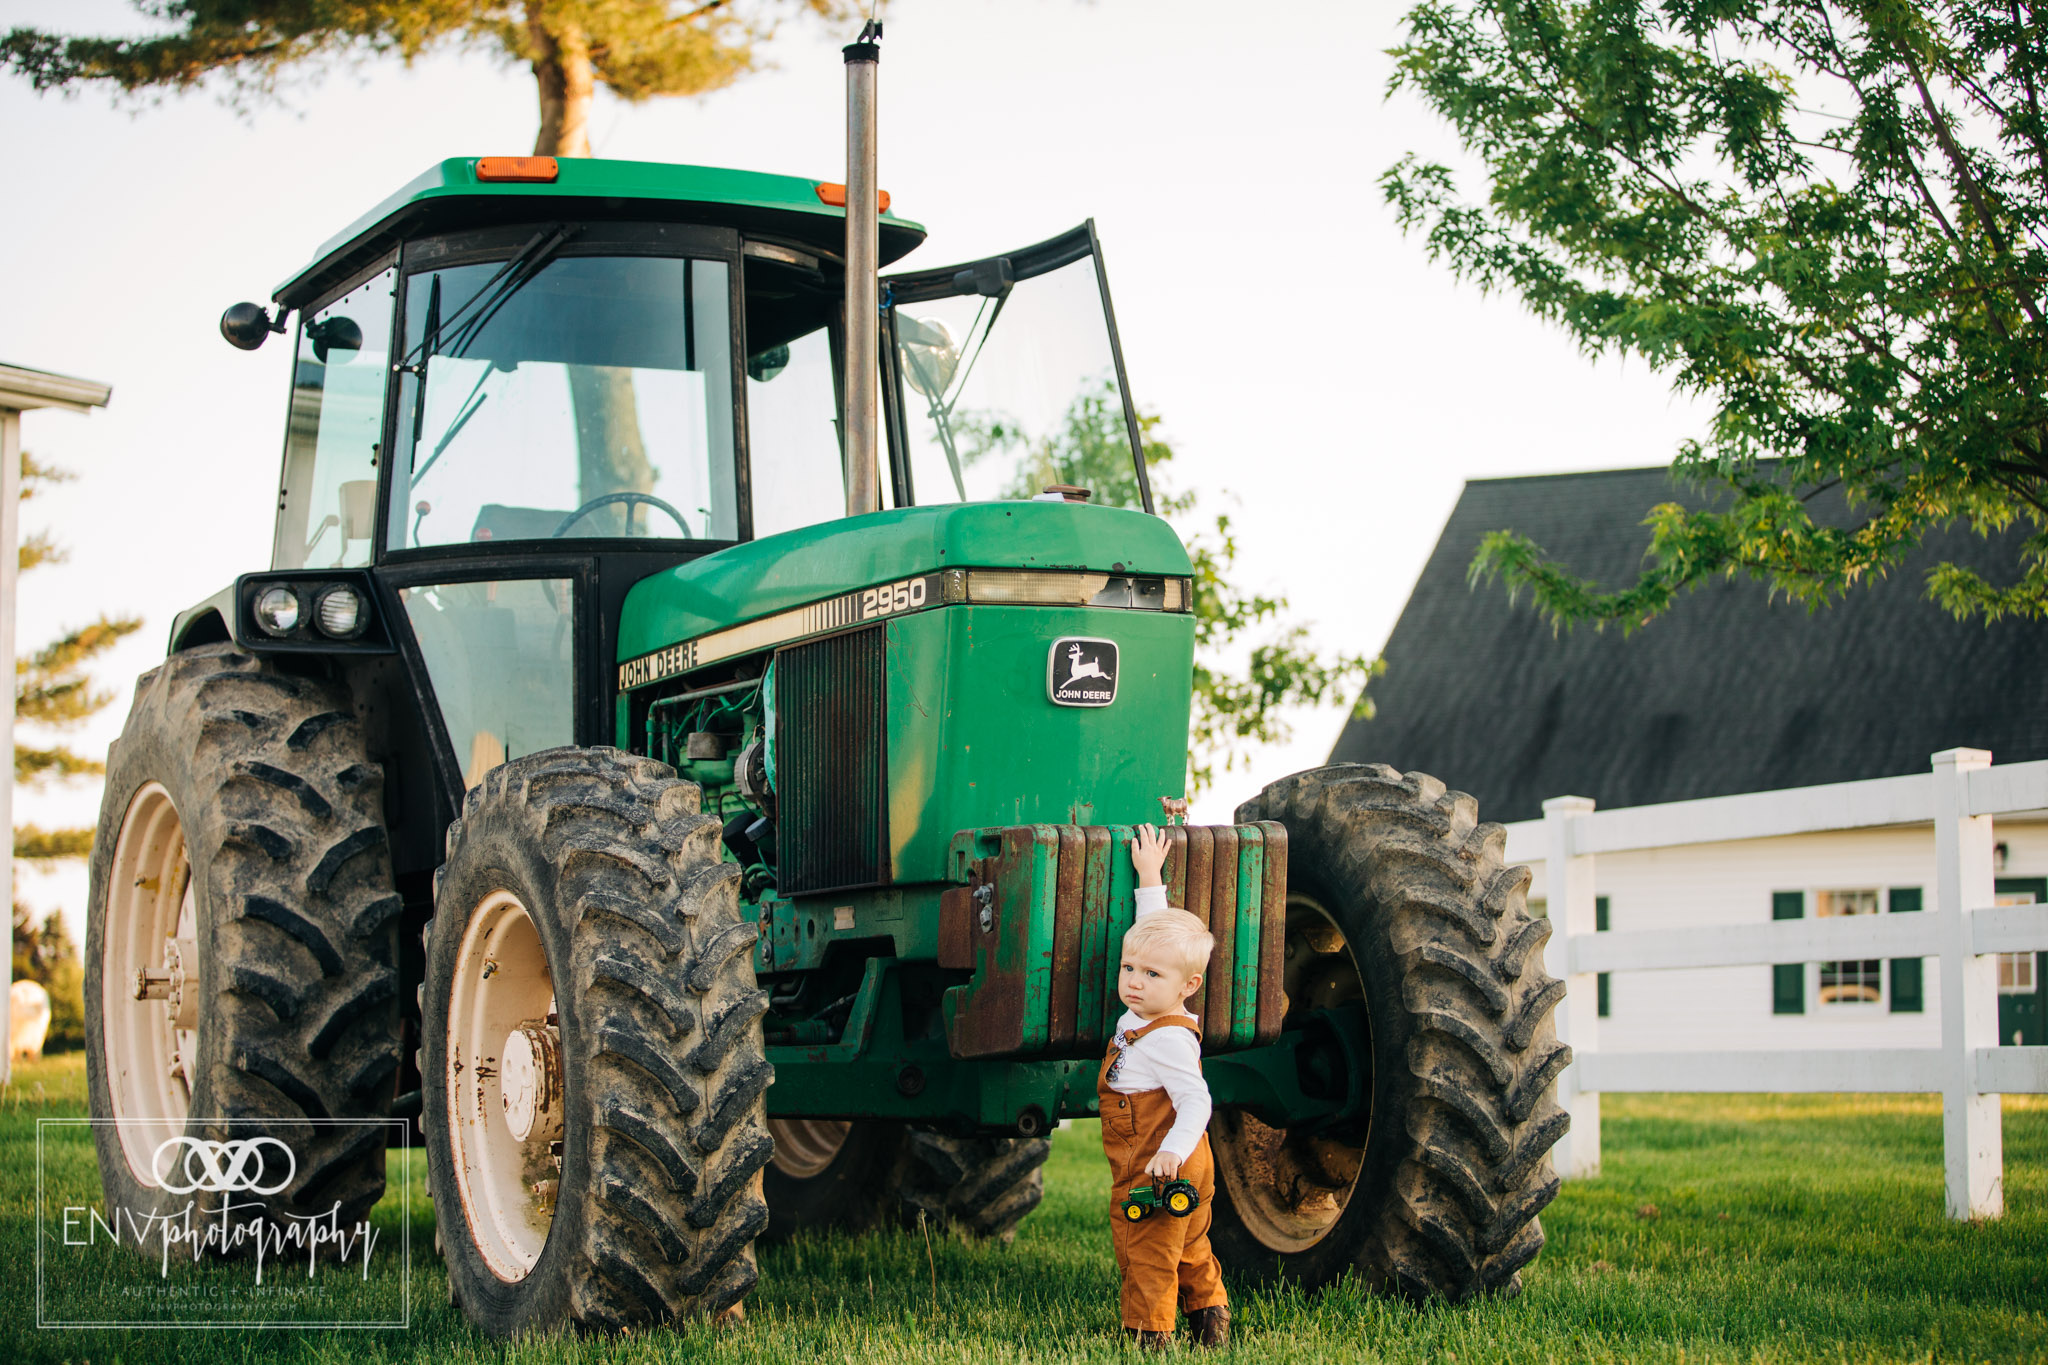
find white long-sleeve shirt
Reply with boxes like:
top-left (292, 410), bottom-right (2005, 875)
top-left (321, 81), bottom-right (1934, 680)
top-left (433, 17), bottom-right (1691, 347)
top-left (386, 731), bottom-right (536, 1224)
top-left (1104, 883), bottom-right (1212, 1161)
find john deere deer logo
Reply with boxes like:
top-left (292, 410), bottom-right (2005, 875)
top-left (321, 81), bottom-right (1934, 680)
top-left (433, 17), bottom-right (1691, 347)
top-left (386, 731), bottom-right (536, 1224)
top-left (1049, 637), bottom-right (1119, 707)
top-left (1066, 643), bottom-right (1110, 682)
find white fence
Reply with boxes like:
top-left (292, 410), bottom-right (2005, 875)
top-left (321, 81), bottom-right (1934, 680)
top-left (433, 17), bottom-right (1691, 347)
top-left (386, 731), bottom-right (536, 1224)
top-left (1507, 748), bottom-right (2048, 1219)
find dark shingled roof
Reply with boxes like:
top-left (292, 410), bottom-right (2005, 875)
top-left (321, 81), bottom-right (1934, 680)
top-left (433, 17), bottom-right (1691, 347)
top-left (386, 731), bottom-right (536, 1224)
top-left (1329, 465), bottom-right (2048, 824)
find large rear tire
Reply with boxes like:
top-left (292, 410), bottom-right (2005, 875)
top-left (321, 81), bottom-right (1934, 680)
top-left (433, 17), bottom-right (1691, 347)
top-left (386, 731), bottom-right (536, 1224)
top-left (84, 646), bottom-right (402, 1234)
top-left (1212, 764), bottom-right (1570, 1301)
top-left (763, 1121), bottom-right (1049, 1245)
top-left (424, 748), bottom-right (772, 1335)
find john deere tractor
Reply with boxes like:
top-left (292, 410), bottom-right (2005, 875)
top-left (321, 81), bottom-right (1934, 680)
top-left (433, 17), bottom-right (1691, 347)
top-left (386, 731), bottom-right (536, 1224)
top-left (85, 50), bottom-right (1568, 1338)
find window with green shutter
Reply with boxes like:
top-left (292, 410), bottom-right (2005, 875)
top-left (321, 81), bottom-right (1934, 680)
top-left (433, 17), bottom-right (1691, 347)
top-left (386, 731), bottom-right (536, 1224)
top-left (1773, 890), bottom-right (1805, 1014)
top-left (1596, 896), bottom-right (1611, 1018)
top-left (1889, 887), bottom-right (1923, 1013)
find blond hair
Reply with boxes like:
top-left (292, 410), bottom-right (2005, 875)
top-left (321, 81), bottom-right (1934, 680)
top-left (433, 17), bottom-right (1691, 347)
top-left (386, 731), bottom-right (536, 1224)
top-left (1119, 909), bottom-right (1214, 980)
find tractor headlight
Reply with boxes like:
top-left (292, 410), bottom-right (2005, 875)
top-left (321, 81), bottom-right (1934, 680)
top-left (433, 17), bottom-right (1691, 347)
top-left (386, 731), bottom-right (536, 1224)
top-left (254, 587), bottom-right (301, 636)
top-left (314, 585), bottom-right (366, 639)
top-left (962, 571), bottom-right (1190, 612)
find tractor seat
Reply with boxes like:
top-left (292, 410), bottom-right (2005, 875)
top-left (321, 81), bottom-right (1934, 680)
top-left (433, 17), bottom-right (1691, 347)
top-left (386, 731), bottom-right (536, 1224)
top-left (471, 504), bottom-right (571, 543)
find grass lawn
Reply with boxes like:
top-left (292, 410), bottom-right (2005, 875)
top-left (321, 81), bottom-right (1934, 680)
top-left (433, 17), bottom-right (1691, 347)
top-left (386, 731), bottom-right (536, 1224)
top-left (5, 1052), bottom-right (2044, 1363)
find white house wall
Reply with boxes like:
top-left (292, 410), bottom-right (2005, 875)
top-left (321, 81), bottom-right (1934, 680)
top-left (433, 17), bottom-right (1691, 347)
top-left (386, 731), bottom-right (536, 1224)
top-left (1508, 819), bottom-right (2048, 1054)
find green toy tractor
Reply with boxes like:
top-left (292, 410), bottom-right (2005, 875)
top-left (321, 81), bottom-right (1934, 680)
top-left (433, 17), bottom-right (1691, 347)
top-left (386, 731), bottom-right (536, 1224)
top-left (1122, 1180), bottom-right (1201, 1222)
top-left (82, 54), bottom-right (1568, 1339)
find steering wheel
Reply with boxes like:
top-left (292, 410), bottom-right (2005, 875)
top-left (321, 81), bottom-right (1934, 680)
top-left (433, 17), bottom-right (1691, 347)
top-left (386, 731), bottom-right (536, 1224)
top-left (552, 491), bottom-right (694, 539)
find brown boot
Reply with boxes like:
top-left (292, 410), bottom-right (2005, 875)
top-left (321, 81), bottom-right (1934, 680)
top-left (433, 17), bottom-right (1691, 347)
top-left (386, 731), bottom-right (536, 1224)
top-left (1126, 1328), bottom-right (1174, 1352)
top-left (1187, 1304), bottom-right (1231, 1349)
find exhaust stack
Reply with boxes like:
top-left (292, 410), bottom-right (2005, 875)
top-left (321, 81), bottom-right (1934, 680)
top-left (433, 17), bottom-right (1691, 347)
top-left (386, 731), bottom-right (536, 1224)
top-left (842, 22), bottom-right (883, 517)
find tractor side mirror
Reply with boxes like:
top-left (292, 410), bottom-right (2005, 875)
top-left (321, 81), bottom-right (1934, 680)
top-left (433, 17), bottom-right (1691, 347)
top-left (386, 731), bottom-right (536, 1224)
top-left (306, 315), bottom-right (366, 363)
top-left (898, 314), bottom-right (960, 399)
top-left (747, 344), bottom-right (790, 383)
top-left (219, 301), bottom-right (275, 351)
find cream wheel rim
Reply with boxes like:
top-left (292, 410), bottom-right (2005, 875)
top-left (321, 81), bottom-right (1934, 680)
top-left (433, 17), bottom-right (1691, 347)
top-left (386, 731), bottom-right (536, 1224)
top-left (1210, 892), bottom-right (1367, 1253)
top-left (102, 782), bottom-right (199, 1185)
top-left (447, 890), bottom-right (561, 1282)
top-left (769, 1118), bottom-right (853, 1179)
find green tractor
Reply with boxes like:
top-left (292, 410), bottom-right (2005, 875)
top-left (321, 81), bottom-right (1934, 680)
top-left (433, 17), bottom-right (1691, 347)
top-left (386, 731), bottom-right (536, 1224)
top-left (84, 52), bottom-right (1568, 1338)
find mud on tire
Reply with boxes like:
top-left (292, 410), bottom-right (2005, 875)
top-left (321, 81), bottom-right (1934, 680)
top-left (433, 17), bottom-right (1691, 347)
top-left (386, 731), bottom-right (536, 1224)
top-left (1214, 763), bottom-right (1570, 1302)
top-left (85, 645), bottom-right (402, 1233)
top-left (424, 748), bottom-right (772, 1335)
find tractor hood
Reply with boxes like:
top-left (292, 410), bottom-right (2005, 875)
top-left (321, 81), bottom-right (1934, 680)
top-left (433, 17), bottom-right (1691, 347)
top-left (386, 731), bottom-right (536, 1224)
top-left (615, 501), bottom-right (1193, 665)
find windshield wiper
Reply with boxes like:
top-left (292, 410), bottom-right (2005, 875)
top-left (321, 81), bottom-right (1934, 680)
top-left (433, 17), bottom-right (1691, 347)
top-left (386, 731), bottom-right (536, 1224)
top-left (440, 221), bottom-right (579, 357)
top-left (913, 293), bottom-right (1006, 501)
top-left (397, 223), bottom-right (576, 372)
top-left (406, 274), bottom-right (442, 454)
top-left (401, 222), bottom-right (579, 467)
top-left (412, 370), bottom-right (490, 487)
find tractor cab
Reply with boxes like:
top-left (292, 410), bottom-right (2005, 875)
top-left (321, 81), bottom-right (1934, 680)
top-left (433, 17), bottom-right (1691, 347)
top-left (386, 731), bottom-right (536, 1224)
top-left (221, 155), bottom-right (1154, 809)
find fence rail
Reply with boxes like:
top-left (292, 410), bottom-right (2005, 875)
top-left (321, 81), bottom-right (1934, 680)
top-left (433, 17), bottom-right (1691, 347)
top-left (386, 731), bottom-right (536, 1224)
top-left (1518, 748), bottom-right (2048, 1220)
top-left (1569, 902), bottom-right (2048, 973)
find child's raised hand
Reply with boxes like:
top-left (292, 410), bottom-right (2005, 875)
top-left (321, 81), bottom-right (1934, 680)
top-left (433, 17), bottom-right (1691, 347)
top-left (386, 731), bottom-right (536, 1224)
top-left (1145, 1148), bottom-right (1184, 1180)
top-left (1130, 824), bottom-right (1169, 887)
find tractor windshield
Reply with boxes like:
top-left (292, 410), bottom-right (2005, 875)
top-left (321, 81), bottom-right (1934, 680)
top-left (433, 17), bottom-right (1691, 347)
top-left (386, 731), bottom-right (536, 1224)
top-left (885, 223), bottom-right (1151, 512)
top-left (386, 249), bottom-right (739, 551)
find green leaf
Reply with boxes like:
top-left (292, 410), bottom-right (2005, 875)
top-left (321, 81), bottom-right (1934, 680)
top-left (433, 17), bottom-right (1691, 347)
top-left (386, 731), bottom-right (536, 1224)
top-left (1389, 0), bottom-right (2048, 627)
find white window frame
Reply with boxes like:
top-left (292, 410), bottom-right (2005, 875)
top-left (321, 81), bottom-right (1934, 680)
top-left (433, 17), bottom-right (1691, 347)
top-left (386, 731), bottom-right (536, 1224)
top-left (1995, 887), bottom-right (2038, 995)
top-left (1814, 888), bottom-right (1886, 1009)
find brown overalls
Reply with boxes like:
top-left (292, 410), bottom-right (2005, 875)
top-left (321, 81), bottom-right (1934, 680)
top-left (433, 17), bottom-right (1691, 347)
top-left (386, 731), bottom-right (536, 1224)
top-left (1098, 1015), bottom-right (1228, 1332)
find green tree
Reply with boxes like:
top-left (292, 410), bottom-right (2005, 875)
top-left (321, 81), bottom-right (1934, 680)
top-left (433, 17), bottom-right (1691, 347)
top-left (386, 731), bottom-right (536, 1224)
top-left (13, 455), bottom-right (143, 851)
top-left (1384, 1), bottom-right (2048, 630)
top-left (11, 455), bottom-right (138, 1052)
top-left (960, 382), bottom-right (1381, 794)
top-left (1, 0), bottom-right (841, 157)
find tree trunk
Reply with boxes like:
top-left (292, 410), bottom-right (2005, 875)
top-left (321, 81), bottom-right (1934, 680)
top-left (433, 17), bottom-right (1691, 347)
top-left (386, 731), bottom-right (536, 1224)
top-left (528, 2), bottom-right (593, 158)
top-left (567, 365), bottom-right (656, 534)
top-left (527, 5), bottom-right (655, 532)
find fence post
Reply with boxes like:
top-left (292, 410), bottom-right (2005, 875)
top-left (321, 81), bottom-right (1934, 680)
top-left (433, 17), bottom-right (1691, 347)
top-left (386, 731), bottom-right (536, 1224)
top-left (1932, 747), bottom-right (2001, 1219)
top-left (1543, 795), bottom-right (1599, 1179)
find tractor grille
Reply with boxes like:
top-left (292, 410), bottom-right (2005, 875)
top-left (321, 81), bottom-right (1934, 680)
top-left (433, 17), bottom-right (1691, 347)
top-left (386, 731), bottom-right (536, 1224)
top-left (775, 626), bottom-right (889, 896)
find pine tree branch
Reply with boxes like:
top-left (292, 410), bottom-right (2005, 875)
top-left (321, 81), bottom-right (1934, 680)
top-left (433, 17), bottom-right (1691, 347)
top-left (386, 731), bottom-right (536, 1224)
top-left (13, 824), bottom-right (93, 860)
top-left (14, 745), bottom-right (104, 784)
top-left (18, 531), bottom-right (62, 572)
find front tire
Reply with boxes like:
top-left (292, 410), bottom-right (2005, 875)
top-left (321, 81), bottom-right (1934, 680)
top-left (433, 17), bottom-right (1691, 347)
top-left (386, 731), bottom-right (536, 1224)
top-left (85, 646), bottom-right (401, 1234)
top-left (424, 748), bottom-right (772, 1335)
top-left (1212, 764), bottom-right (1570, 1301)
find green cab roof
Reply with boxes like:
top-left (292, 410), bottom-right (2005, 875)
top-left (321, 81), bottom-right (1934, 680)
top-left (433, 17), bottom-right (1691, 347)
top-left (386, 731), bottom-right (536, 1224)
top-left (274, 156), bottom-right (927, 307)
top-left (618, 501), bottom-right (1194, 662)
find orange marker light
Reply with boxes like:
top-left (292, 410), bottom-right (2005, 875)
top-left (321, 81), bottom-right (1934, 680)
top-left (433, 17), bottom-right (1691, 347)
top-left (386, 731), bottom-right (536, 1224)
top-left (476, 156), bottom-right (560, 183)
top-left (816, 182), bottom-right (891, 212)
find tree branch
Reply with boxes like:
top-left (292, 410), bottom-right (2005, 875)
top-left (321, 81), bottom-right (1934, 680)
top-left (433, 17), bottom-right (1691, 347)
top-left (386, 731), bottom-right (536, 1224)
top-left (1899, 42), bottom-right (2046, 328)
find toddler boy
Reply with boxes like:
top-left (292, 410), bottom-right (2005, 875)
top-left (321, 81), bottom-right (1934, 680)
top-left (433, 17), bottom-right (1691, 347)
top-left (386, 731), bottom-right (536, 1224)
top-left (1099, 823), bottom-right (1230, 1350)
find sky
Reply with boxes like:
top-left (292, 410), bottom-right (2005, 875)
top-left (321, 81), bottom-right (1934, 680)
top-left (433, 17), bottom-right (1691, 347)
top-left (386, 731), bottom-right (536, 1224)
top-left (2, 0), bottom-right (1712, 943)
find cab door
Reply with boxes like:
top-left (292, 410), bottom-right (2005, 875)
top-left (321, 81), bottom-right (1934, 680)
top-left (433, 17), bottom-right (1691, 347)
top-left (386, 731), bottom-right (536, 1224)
top-left (881, 221), bottom-right (1154, 512)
